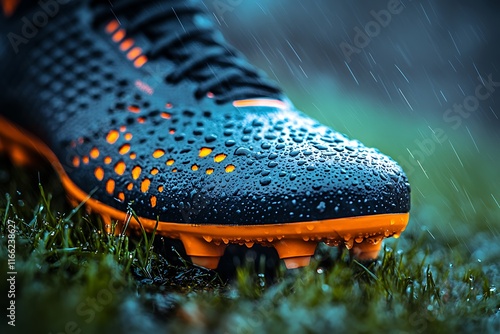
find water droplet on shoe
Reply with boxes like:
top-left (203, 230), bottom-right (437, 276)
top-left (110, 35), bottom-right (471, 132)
top-left (205, 134), bottom-right (217, 143)
top-left (235, 147), bottom-right (251, 156)
top-left (260, 177), bottom-right (272, 186)
top-left (316, 201), bottom-right (326, 212)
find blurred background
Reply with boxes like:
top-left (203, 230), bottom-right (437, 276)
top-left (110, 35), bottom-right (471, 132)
top-left (0, 1), bottom-right (498, 331)
top-left (205, 0), bottom-right (500, 260)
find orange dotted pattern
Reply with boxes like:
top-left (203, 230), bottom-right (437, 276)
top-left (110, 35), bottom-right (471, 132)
top-left (119, 143), bottom-right (131, 155)
top-left (114, 161), bottom-right (126, 175)
top-left (214, 153), bottom-right (227, 163)
top-left (141, 178), bottom-right (151, 193)
top-left (132, 166), bottom-right (142, 180)
top-left (70, 96), bottom-right (238, 210)
top-left (94, 166), bottom-right (104, 181)
top-left (150, 195), bottom-right (157, 208)
top-left (152, 149), bottom-right (165, 158)
top-left (106, 179), bottom-right (115, 194)
top-left (199, 147), bottom-right (212, 158)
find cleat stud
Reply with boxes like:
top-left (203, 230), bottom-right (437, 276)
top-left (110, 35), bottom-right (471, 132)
top-left (180, 234), bottom-right (227, 269)
top-left (350, 239), bottom-right (383, 261)
top-left (283, 256), bottom-right (312, 269)
top-left (274, 239), bottom-right (317, 269)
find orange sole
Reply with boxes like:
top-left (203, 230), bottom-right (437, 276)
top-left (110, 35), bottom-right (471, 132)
top-left (0, 116), bottom-right (409, 269)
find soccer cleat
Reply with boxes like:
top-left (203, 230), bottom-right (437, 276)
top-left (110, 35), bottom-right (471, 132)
top-left (0, 0), bottom-right (410, 269)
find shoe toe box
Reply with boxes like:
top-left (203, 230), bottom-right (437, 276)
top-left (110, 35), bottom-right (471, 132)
top-left (64, 108), bottom-right (410, 225)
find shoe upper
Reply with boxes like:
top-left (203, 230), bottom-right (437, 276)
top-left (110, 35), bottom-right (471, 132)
top-left (0, 0), bottom-right (410, 225)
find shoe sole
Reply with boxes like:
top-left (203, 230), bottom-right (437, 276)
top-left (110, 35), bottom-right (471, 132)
top-left (0, 116), bottom-right (409, 269)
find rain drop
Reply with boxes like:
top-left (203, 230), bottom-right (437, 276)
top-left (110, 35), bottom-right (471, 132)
top-left (260, 177), bottom-right (272, 186)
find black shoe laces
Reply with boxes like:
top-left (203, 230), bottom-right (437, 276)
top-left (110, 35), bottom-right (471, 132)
top-left (92, 0), bottom-right (282, 103)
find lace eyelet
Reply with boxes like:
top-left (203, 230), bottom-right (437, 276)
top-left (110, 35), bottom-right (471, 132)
top-left (194, 90), bottom-right (204, 100)
top-left (165, 74), bottom-right (176, 84)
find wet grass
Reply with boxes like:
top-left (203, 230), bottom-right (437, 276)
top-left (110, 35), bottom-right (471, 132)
top-left (0, 154), bottom-right (498, 334)
top-left (0, 94), bottom-right (499, 333)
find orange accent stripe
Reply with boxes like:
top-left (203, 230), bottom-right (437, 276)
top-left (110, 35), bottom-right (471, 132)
top-left (127, 47), bottom-right (142, 60)
top-left (233, 99), bottom-right (288, 110)
top-left (112, 29), bottom-right (126, 43)
top-left (134, 55), bottom-right (148, 68)
top-left (105, 20), bottom-right (120, 34)
top-left (0, 116), bottom-right (409, 255)
top-left (120, 38), bottom-right (134, 51)
top-left (2, 0), bottom-right (20, 17)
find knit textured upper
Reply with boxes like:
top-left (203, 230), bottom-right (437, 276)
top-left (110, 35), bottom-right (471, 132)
top-left (0, 0), bottom-right (410, 225)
